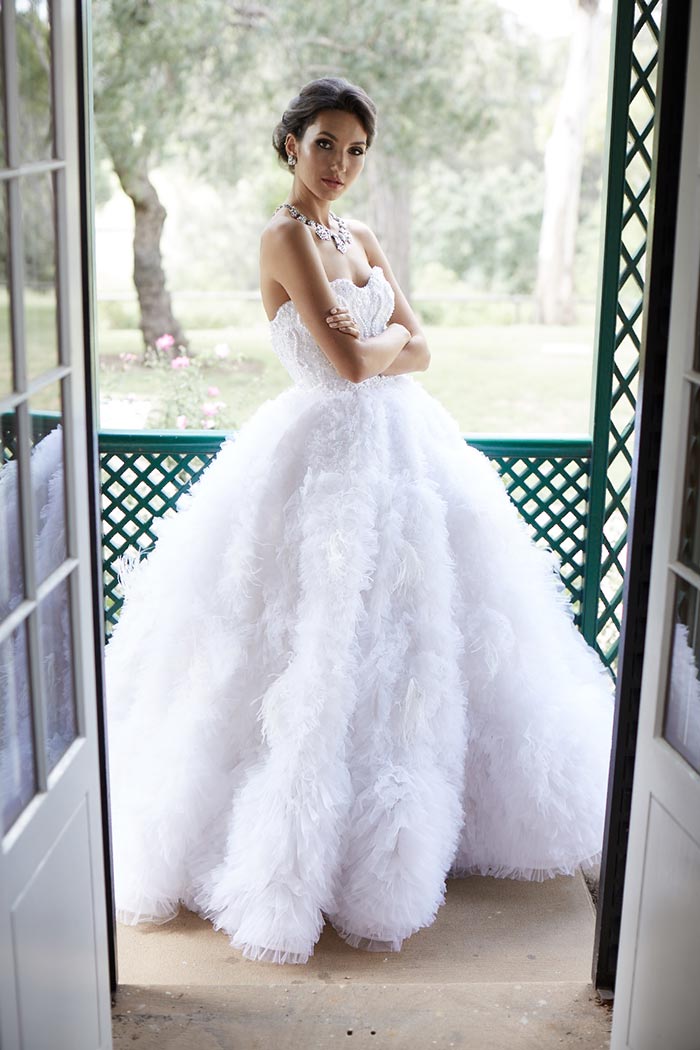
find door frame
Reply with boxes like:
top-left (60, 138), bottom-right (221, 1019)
top-left (79, 0), bottom-right (690, 1000)
top-left (74, 0), bottom-right (118, 994)
top-left (609, 0), bottom-right (700, 1037)
top-left (593, 0), bottom-right (692, 993)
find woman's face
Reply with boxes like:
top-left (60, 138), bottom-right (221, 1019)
top-left (286, 109), bottom-right (368, 202)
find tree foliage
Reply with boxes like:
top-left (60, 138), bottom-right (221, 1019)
top-left (90, 0), bottom-right (610, 338)
top-left (92, 1), bottom-right (260, 169)
top-left (91, 0), bottom-right (269, 349)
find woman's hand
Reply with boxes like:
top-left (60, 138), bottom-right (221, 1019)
top-left (325, 305), bottom-right (361, 339)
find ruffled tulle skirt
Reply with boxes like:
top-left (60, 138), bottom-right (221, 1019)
top-left (105, 374), bottom-right (614, 964)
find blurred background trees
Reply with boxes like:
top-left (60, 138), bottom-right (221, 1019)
top-left (88, 0), bottom-right (612, 433)
top-left (92, 0), bottom-right (263, 350)
top-left (535, 0), bottom-right (603, 323)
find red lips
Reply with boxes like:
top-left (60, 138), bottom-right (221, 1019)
top-left (322, 177), bottom-right (343, 187)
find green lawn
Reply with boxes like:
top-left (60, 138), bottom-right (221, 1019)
top-left (100, 322), bottom-right (595, 435)
top-left (418, 324), bottom-right (593, 435)
top-left (5, 296), bottom-right (596, 435)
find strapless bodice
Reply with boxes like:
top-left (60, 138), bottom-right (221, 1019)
top-left (268, 266), bottom-right (397, 393)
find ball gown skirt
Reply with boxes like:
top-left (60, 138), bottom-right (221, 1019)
top-left (105, 265), bottom-right (615, 965)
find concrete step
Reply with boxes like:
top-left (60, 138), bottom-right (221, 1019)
top-left (112, 872), bottom-right (612, 1048)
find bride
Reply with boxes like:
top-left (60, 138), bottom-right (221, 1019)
top-left (105, 76), bottom-right (615, 966)
top-left (261, 83), bottom-right (426, 382)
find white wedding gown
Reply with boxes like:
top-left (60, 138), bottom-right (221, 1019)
top-left (105, 263), bottom-right (615, 965)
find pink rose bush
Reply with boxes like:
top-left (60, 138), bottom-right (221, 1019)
top-left (124, 332), bottom-right (234, 432)
top-left (155, 333), bottom-right (176, 352)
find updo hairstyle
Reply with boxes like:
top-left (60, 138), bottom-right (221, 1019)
top-left (272, 77), bottom-right (377, 170)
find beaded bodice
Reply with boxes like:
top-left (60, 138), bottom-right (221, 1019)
top-left (268, 265), bottom-right (396, 392)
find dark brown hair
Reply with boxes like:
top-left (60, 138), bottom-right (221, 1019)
top-left (272, 77), bottom-right (377, 169)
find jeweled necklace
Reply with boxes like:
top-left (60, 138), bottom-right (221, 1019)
top-left (275, 202), bottom-right (352, 254)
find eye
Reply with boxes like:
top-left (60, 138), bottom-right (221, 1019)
top-left (316, 138), bottom-right (365, 156)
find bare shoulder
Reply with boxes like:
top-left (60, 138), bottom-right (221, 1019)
top-left (260, 211), bottom-right (316, 279)
top-left (345, 218), bottom-right (387, 268)
top-left (260, 210), bottom-right (308, 251)
top-left (346, 217), bottom-right (379, 248)
top-left (345, 217), bottom-right (372, 236)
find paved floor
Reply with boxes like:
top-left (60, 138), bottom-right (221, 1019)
top-left (112, 873), bottom-right (612, 1048)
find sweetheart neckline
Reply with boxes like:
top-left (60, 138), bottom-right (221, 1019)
top-left (267, 265), bottom-right (386, 326)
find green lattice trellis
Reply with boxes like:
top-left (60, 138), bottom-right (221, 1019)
top-left (8, 3), bottom-right (659, 679)
top-left (100, 432), bottom-right (593, 640)
top-left (469, 437), bottom-right (591, 620)
top-left (100, 435), bottom-right (219, 633)
top-left (583, 0), bottom-right (661, 673)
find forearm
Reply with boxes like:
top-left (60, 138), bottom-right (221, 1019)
top-left (378, 332), bottom-right (431, 376)
top-left (352, 324), bottom-right (410, 381)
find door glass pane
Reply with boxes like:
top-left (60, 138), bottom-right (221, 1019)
top-left (1, 409), bottom-right (25, 617)
top-left (16, 0), bottom-right (53, 163)
top-left (664, 575), bottom-right (700, 775)
top-left (679, 383), bottom-right (700, 573)
top-left (39, 576), bottom-right (77, 771)
top-left (0, 621), bottom-right (37, 832)
top-left (30, 383), bottom-right (66, 582)
top-left (23, 171), bottom-right (58, 380)
top-left (0, 183), bottom-right (10, 397)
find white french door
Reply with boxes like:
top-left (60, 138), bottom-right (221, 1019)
top-left (0, 2), bottom-right (112, 1048)
top-left (610, 1), bottom-right (700, 1046)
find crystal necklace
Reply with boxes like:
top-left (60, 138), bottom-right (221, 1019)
top-left (275, 202), bottom-right (352, 254)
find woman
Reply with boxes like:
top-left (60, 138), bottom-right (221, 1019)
top-left (106, 76), bottom-right (614, 966)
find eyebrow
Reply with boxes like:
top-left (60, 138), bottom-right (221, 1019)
top-left (318, 130), bottom-right (367, 146)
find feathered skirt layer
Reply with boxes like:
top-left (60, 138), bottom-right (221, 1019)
top-left (105, 375), bottom-right (614, 964)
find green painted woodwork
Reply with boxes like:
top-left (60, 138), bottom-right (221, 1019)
top-left (583, 0), bottom-right (661, 672)
top-left (0, 417), bottom-right (605, 666)
top-left (99, 429), bottom-right (596, 657)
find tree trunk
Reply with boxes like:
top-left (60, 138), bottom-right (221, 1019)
top-left (363, 149), bottom-right (412, 299)
top-left (110, 153), bottom-right (188, 354)
top-left (535, 0), bottom-right (601, 325)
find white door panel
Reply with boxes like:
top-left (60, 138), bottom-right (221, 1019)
top-left (625, 798), bottom-right (700, 1049)
top-left (611, 1), bottom-right (700, 1045)
top-left (12, 797), bottom-right (103, 1050)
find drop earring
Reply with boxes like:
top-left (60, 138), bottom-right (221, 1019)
top-left (287, 154), bottom-right (297, 167)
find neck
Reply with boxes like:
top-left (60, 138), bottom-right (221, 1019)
top-left (286, 183), bottom-right (333, 226)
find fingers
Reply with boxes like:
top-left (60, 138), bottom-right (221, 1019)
top-left (326, 307), bottom-right (352, 325)
top-left (326, 307), bottom-right (360, 337)
top-left (328, 321), bottom-right (357, 329)
top-left (333, 322), bottom-right (360, 337)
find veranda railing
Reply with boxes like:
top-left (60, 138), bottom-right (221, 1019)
top-left (98, 429), bottom-right (604, 660)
